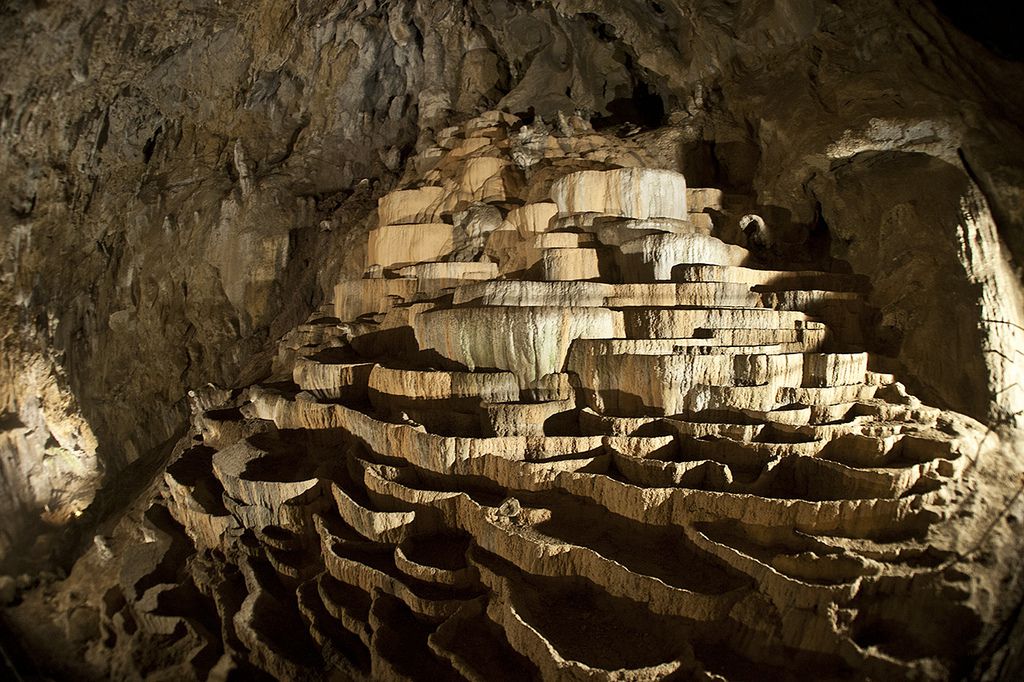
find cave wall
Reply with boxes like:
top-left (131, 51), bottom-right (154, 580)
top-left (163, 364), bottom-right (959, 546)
top-left (1, 0), bottom-right (1022, 564)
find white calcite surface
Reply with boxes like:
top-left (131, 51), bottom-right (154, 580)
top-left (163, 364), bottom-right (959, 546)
top-left (365, 223), bottom-right (454, 268)
top-left (618, 232), bottom-right (751, 280)
top-left (551, 168), bottom-right (688, 220)
top-left (414, 305), bottom-right (623, 386)
top-left (503, 202), bottom-right (558, 237)
top-left (377, 186), bottom-right (449, 225)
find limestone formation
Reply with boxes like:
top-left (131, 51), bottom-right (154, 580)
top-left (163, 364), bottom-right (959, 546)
top-left (1, 0), bottom-right (1023, 677)
top-left (17, 111), bottom-right (1018, 681)
top-left (550, 168), bottom-right (689, 220)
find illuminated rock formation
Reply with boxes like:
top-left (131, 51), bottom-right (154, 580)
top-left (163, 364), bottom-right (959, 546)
top-left (52, 112), bottom-right (1019, 681)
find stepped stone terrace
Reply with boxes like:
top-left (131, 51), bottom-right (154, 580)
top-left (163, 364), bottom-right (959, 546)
top-left (104, 112), bottom-right (1008, 681)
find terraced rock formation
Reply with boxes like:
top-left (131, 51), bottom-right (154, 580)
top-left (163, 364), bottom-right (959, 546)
top-left (18, 112), bottom-right (1022, 680)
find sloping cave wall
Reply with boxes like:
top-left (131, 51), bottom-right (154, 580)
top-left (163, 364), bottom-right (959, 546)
top-left (0, 0), bottom-right (1022, 572)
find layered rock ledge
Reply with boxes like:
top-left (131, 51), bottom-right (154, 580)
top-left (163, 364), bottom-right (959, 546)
top-left (7, 112), bottom-right (1018, 681)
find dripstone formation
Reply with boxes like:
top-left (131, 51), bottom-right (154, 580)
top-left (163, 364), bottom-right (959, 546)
top-left (11, 112), bottom-right (1022, 680)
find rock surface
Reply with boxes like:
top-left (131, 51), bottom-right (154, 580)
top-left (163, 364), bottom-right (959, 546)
top-left (2, 111), bottom-right (1020, 681)
top-left (0, 0), bottom-right (1023, 679)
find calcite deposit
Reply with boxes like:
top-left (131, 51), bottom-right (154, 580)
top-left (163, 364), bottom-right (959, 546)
top-left (3, 0), bottom-right (1024, 674)
top-left (10, 112), bottom-right (1018, 681)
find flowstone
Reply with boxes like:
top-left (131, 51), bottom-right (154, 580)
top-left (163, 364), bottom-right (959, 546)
top-left (29, 112), bottom-right (1024, 681)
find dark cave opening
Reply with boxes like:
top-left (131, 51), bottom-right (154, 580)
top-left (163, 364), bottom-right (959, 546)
top-left (142, 126), bottom-right (161, 164)
top-left (590, 81), bottom-right (665, 132)
top-left (512, 106), bottom-right (536, 126)
top-left (679, 137), bottom-right (764, 194)
top-left (679, 139), bottom-right (722, 187)
top-left (934, 0), bottom-right (1024, 61)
